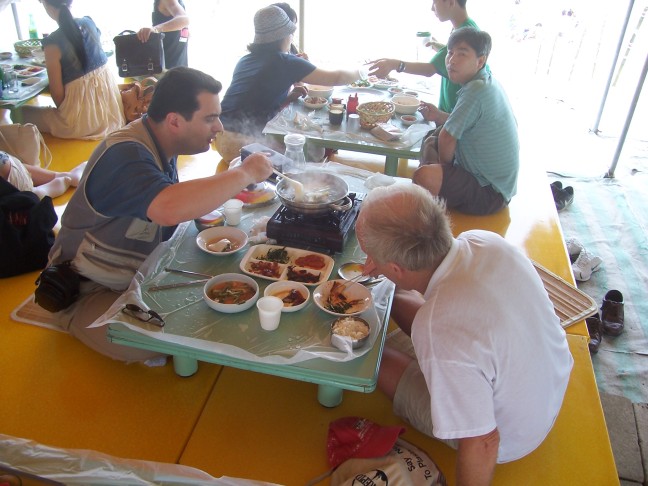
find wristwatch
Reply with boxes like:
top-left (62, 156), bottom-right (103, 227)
top-left (397, 61), bottom-right (406, 73)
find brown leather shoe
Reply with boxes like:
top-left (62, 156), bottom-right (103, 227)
top-left (601, 290), bottom-right (624, 336)
top-left (586, 313), bottom-right (602, 353)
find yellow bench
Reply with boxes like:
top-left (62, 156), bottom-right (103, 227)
top-left (0, 127), bottom-right (616, 484)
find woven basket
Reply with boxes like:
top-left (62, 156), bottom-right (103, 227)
top-left (14, 39), bottom-right (41, 58)
top-left (356, 101), bottom-right (395, 129)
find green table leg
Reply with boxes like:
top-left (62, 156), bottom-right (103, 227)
top-left (10, 107), bottom-right (24, 124)
top-left (318, 384), bottom-right (343, 407)
top-left (384, 155), bottom-right (398, 176)
top-left (173, 355), bottom-right (198, 377)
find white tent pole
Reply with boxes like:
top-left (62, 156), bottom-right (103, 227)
top-left (11, 2), bottom-right (23, 39)
top-left (298, 0), bottom-right (304, 53)
top-left (605, 50), bottom-right (648, 178)
top-left (591, 0), bottom-right (635, 134)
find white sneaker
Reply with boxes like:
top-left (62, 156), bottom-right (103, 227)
top-left (572, 248), bottom-right (602, 281)
top-left (565, 237), bottom-right (584, 263)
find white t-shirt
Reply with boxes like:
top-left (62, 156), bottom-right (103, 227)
top-left (411, 230), bottom-right (573, 463)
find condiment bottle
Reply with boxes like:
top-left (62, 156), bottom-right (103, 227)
top-left (29, 14), bottom-right (39, 40)
top-left (347, 93), bottom-right (359, 118)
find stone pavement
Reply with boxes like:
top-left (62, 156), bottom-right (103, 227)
top-left (602, 393), bottom-right (648, 485)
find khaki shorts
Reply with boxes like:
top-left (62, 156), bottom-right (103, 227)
top-left (393, 360), bottom-right (459, 450)
top-left (439, 164), bottom-right (507, 216)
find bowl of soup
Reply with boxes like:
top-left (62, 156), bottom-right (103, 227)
top-left (196, 226), bottom-right (248, 256)
top-left (203, 273), bottom-right (259, 313)
top-left (305, 84), bottom-right (334, 99)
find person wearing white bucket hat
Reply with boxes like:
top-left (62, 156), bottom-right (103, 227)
top-left (214, 5), bottom-right (363, 166)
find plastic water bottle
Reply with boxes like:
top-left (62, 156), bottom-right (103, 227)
top-left (283, 134), bottom-right (306, 174)
top-left (416, 31), bottom-right (431, 61)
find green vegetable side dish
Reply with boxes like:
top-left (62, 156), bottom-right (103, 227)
top-left (259, 247), bottom-right (290, 264)
top-left (350, 79), bottom-right (371, 88)
top-left (327, 300), bottom-right (354, 314)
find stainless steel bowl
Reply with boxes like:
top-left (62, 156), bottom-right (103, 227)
top-left (330, 316), bottom-right (370, 350)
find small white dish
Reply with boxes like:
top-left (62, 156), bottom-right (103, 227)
top-left (203, 273), bottom-right (259, 313)
top-left (338, 262), bottom-right (371, 283)
top-left (21, 77), bottom-right (41, 86)
top-left (370, 77), bottom-right (399, 89)
top-left (365, 173), bottom-right (396, 190)
top-left (196, 226), bottom-right (248, 256)
top-left (302, 96), bottom-right (329, 109)
top-left (264, 281), bottom-right (310, 312)
top-left (400, 114), bottom-right (418, 126)
top-left (313, 279), bottom-right (372, 317)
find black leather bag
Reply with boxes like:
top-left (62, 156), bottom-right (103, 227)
top-left (0, 177), bottom-right (57, 278)
top-left (113, 30), bottom-right (165, 77)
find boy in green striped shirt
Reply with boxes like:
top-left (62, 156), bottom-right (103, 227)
top-left (415, 27), bottom-right (519, 216)
top-left (369, 0), bottom-right (482, 124)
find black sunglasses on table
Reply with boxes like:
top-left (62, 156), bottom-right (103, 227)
top-left (122, 303), bottom-right (165, 327)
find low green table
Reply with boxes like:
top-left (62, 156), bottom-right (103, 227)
top-left (107, 171), bottom-right (394, 407)
top-left (263, 86), bottom-right (431, 176)
top-left (1, 58), bottom-right (49, 124)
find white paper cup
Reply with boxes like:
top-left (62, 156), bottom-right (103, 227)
top-left (223, 198), bottom-right (244, 226)
top-left (256, 296), bottom-right (283, 331)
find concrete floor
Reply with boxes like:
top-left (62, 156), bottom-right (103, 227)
top-left (603, 394), bottom-right (647, 485)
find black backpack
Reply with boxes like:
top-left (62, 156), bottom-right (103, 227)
top-left (0, 177), bottom-right (57, 278)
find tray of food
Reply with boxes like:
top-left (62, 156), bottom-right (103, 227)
top-left (348, 79), bottom-right (373, 89)
top-left (239, 244), bottom-right (334, 286)
top-left (16, 65), bottom-right (46, 77)
top-left (368, 76), bottom-right (400, 89)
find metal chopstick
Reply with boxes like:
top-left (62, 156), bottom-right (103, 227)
top-left (164, 267), bottom-right (213, 278)
top-left (148, 279), bottom-right (209, 291)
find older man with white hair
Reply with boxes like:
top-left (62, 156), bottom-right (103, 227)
top-left (355, 184), bottom-right (572, 485)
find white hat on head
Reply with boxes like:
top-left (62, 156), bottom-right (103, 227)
top-left (254, 5), bottom-right (296, 44)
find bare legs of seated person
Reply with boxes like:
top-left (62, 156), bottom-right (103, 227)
top-left (0, 151), bottom-right (87, 199)
top-left (30, 161), bottom-right (87, 199)
top-left (412, 134), bottom-right (444, 196)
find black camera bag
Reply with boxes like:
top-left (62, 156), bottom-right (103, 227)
top-left (34, 262), bottom-right (82, 313)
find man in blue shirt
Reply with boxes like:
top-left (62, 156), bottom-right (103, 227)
top-left (416, 27), bottom-right (519, 216)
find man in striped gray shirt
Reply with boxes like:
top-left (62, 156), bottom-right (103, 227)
top-left (416, 27), bottom-right (519, 216)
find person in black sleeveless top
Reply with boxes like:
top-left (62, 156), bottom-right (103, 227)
top-left (137, 0), bottom-right (189, 69)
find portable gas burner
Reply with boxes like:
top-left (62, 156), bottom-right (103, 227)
top-left (266, 193), bottom-right (364, 254)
